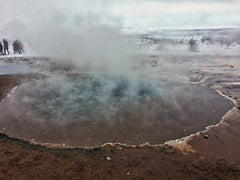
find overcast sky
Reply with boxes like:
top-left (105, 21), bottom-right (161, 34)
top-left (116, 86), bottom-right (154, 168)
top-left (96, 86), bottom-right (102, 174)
top-left (109, 0), bottom-right (240, 28)
top-left (0, 0), bottom-right (239, 31)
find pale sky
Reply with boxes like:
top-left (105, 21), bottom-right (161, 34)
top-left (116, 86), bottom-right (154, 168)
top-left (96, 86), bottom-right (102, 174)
top-left (0, 0), bottom-right (239, 31)
top-left (109, 0), bottom-right (240, 28)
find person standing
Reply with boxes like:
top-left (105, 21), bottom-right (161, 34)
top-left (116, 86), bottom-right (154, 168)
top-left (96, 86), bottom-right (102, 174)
top-left (13, 40), bottom-right (17, 54)
top-left (0, 42), bottom-right (3, 55)
top-left (13, 40), bottom-right (19, 54)
top-left (19, 41), bottom-right (24, 54)
top-left (3, 39), bottom-right (9, 55)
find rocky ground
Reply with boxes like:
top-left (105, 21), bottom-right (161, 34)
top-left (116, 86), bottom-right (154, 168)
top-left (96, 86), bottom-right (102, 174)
top-left (0, 57), bottom-right (240, 179)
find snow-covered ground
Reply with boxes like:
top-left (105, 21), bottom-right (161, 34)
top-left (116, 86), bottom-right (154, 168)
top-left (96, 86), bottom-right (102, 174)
top-left (129, 28), bottom-right (240, 56)
top-left (0, 28), bottom-right (239, 79)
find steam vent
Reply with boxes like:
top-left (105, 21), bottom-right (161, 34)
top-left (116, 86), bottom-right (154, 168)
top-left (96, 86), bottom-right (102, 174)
top-left (0, 73), bottom-right (233, 147)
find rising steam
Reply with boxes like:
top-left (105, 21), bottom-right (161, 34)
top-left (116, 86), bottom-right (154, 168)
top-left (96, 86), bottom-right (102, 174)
top-left (0, 0), bottom-right (138, 73)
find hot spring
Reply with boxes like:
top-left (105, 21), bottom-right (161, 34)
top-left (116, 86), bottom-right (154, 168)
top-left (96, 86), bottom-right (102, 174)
top-left (0, 73), bottom-right (233, 147)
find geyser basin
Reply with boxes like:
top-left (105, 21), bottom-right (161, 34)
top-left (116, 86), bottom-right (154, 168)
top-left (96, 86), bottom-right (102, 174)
top-left (0, 74), bottom-right (233, 147)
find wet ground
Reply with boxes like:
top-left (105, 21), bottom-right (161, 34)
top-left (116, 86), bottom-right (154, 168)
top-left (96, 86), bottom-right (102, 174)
top-left (0, 56), bottom-right (240, 179)
top-left (0, 65), bottom-right (32, 75)
top-left (171, 61), bottom-right (240, 166)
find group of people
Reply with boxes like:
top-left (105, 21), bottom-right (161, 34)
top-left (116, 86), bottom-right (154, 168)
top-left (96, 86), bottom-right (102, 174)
top-left (0, 39), bottom-right (24, 55)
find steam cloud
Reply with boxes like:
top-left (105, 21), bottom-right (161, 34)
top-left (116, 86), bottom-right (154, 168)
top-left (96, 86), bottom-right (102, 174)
top-left (0, 0), bottom-right (138, 73)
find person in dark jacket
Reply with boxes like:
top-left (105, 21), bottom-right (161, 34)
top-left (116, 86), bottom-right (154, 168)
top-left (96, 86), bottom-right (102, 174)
top-left (0, 42), bottom-right (3, 55)
top-left (3, 39), bottom-right (9, 55)
top-left (13, 40), bottom-right (20, 54)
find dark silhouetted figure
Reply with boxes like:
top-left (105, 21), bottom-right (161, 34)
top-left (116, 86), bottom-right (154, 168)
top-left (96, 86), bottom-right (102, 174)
top-left (3, 39), bottom-right (9, 55)
top-left (13, 40), bottom-right (20, 54)
top-left (189, 38), bottom-right (198, 52)
top-left (13, 40), bottom-right (18, 54)
top-left (13, 40), bottom-right (24, 54)
top-left (0, 42), bottom-right (3, 55)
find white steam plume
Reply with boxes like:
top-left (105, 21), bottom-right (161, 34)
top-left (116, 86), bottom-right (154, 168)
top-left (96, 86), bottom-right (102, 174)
top-left (0, 0), bottom-right (138, 73)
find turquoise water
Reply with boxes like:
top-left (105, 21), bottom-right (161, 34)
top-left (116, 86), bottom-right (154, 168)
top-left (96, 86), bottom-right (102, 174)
top-left (18, 74), bottom-right (168, 121)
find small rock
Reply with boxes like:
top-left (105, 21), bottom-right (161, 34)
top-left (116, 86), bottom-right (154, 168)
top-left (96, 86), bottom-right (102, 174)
top-left (204, 134), bottom-right (209, 139)
top-left (230, 66), bottom-right (234, 68)
top-left (117, 147), bottom-right (123, 150)
top-left (126, 172), bottom-right (130, 176)
top-left (106, 156), bottom-right (111, 161)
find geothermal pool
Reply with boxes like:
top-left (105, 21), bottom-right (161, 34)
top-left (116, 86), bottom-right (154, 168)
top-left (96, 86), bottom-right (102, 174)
top-left (0, 74), bottom-right (233, 147)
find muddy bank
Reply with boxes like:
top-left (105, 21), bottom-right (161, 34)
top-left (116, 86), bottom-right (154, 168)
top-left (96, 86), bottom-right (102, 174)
top-left (0, 73), bottom-right (45, 101)
top-left (0, 131), bottom-right (239, 179)
top-left (188, 108), bottom-right (240, 165)
top-left (178, 64), bottom-right (240, 166)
